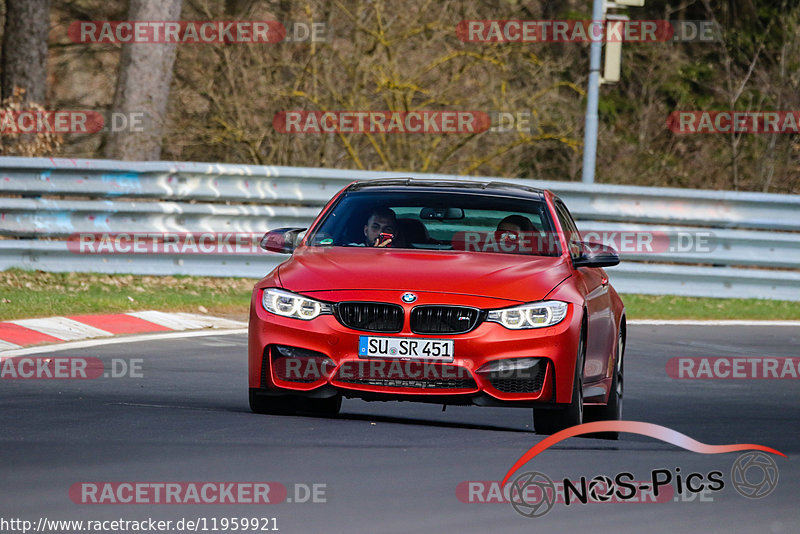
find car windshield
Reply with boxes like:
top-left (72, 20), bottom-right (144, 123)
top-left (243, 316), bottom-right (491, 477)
top-left (306, 190), bottom-right (561, 256)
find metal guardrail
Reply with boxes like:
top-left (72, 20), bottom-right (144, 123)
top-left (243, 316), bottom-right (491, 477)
top-left (1, 156), bottom-right (798, 300)
top-left (3, 157), bottom-right (800, 227)
top-left (0, 197), bottom-right (319, 237)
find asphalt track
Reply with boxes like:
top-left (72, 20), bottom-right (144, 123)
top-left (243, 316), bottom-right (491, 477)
top-left (1, 325), bottom-right (798, 534)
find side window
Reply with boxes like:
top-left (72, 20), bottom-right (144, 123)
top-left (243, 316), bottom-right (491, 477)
top-left (554, 200), bottom-right (582, 259)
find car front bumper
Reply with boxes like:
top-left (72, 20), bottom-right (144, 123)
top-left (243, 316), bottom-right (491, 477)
top-left (248, 288), bottom-right (583, 405)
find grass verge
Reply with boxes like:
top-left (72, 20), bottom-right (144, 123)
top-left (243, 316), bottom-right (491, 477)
top-left (1, 269), bottom-right (798, 321)
top-left (0, 269), bottom-right (254, 321)
top-left (619, 293), bottom-right (800, 321)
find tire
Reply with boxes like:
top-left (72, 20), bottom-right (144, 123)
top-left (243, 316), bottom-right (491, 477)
top-left (534, 322), bottom-right (585, 435)
top-left (249, 390), bottom-right (342, 417)
top-left (295, 394), bottom-right (342, 417)
top-left (249, 390), bottom-right (298, 415)
top-left (584, 327), bottom-right (625, 440)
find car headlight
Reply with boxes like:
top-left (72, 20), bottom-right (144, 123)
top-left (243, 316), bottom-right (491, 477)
top-left (486, 301), bottom-right (568, 329)
top-left (262, 288), bottom-right (332, 320)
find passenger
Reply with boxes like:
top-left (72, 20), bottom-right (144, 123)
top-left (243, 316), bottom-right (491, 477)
top-left (496, 214), bottom-right (536, 235)
top-left (496, 215), bottom-right (539, 253)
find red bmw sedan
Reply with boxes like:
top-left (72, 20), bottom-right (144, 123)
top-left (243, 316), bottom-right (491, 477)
top-left (248, 179), bottom-right (625, 435)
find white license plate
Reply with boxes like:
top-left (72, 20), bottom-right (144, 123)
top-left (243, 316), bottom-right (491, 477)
top-left (358, 336), bottom-right (454, 361)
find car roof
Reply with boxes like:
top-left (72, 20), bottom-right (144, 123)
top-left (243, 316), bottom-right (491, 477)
top-left (346, 178), bottom-right (546, 201)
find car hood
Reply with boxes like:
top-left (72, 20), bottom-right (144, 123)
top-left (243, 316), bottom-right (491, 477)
top-left (275, 247), bottom-right (571, 303)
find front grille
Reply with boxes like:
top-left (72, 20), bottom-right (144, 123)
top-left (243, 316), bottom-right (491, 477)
top-left (336, 302), bottom-right (403, 333)
top-left (488, 364), bottom-right (547, 393)
top-left (334, 361), bottom-right (476, 390)
top-left (411, 306), bottom-right (482, 334)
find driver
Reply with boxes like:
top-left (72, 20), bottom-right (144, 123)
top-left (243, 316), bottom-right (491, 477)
top-left (363, 207), bottom-right (398, 247)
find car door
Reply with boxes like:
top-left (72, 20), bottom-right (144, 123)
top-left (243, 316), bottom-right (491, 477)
top-left (554, 198), bottom-right (615, 382)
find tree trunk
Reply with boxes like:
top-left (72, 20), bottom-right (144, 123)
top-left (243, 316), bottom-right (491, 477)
top-left (104, 0), bottom-right (182, 161)
top-left (1, 0), bottom-right (50, 104)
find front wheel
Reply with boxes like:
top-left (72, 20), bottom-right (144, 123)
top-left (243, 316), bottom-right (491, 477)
top-left (249, 390), bottom-right (298, 415)
top-left (295, 394), bottom-right (342, 417)
top-left (249, 390), bottom-right (342, 417)
top-left (534, 325), bottom-right (585, 435)
top-left (584, 328), bottom-right (624, 439)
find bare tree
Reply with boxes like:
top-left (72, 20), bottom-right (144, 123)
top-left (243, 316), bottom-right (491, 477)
top-left (104, 0), bottom-right (181, 161)
top-left (1, 0), bottom-right (51, 104)
top-left (166, 0), bottom-right (582, 178)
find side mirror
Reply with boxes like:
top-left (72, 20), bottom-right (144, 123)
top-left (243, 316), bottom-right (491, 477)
top-left (260, 228), bottom-right (307, 254)
top-left (573, 241), bottom-right (620, 268)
